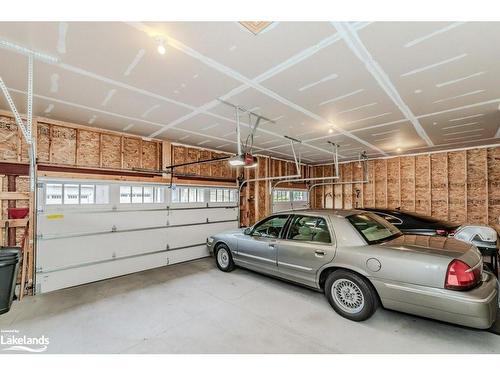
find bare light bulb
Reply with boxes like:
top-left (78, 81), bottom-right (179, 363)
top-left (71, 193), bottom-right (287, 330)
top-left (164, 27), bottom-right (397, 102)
top-left (157, 43), bottom-right (166, 55)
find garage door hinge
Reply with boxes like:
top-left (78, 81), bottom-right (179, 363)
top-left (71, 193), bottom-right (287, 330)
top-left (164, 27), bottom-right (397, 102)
top-left (35, 267), bottom-right (42, 272)
top-left (36, 234), bottom-right (43, 240)
top-left (35, 284), bottom-right (41, 294)
top-left (206, 218), bottom-right (210, 223)
top-left (111, 225), bottom-right (117, 232)
top-left (166, 220), bottom-right (170, 226)
top-left (37, 182), bottom-right (44, 188)
top-left (166, 244), bottom-right (170, 251)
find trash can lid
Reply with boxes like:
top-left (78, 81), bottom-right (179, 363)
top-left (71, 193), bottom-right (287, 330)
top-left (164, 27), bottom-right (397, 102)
top-left (0, 247), bottom-right (21, 262)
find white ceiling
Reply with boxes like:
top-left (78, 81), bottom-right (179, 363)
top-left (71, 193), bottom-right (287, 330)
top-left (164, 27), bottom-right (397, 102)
top-left (0, 21), bottom-right (498, 163)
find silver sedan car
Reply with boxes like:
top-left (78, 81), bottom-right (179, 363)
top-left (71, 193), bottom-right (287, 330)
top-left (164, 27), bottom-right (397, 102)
top-left (207, 209), bottom-right (498, 329)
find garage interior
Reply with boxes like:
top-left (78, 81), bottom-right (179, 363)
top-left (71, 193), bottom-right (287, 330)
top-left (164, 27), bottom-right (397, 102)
top-left (0, 20), bottom-right (499, 354)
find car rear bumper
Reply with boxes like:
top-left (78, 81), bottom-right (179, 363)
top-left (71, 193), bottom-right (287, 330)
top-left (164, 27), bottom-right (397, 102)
top-left (372, 271), bottom-right (499, 329)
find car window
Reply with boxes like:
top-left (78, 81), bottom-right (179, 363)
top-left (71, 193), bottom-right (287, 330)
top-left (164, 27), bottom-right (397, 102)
top-left (347, 213), bottom-right (401, 245)
top-left (251, 215), bottom-right (289, 238)
top-left (286, 215), bottom-right (331, 244)
top-left (376, 212), bottom-right (402, 225)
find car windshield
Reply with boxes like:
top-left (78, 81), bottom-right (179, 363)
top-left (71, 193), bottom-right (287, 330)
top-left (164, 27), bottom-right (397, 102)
top-left (347, 213), bottom-right (402, 245)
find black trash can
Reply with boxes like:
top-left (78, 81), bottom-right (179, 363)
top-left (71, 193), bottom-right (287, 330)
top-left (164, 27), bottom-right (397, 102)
top-left (0, 247), bottom-right (21, 315)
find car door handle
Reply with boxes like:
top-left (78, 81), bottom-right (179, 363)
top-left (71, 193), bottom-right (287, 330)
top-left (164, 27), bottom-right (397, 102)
top-left (314, 250), bottom-right (326, 257)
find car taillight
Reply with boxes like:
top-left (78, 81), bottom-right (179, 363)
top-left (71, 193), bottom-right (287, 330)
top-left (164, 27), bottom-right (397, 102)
top-left (436, 228), bottom-right (457, 236)
top-left (445, 259), bottom-right (480, 290)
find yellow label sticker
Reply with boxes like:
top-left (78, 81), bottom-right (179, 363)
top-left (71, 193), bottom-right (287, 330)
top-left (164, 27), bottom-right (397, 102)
top-left (46, 214), bottom-right (64, 220)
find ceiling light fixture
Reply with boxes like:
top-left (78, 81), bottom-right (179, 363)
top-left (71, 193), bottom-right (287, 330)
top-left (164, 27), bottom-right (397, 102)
top-left (328, 127), bottom-right (334, 134)
top-left (396, 147), bottom-right (402, 152)
top-left (156, 37), bottom-right (167, 55)
top-left (228, 153), bottom-right (258, 168)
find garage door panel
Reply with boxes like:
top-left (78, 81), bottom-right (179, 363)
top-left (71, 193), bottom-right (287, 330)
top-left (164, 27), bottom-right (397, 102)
top-left (37, 245), bottom-right (209, 294)
top-left (37, 221), bottom-right (236, 271)
top-left (166, 207), bottom-right (237, 225)
top-left (37, 209), bottom-right (169, 237)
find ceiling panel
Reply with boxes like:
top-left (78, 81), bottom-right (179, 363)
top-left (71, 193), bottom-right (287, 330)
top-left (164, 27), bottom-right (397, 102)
top-left (261, 38), bottom-right (405, 131)
top-left (144, 22), bottom-right (336, 78)
top-left (352, 121), bottom-right (427, 152)
top-left (358, 22), bottom-right (500, 116)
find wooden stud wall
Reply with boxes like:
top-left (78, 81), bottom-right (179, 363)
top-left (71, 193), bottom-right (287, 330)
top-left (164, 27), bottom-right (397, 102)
top-left (311, 147), bottom-right (500, 232)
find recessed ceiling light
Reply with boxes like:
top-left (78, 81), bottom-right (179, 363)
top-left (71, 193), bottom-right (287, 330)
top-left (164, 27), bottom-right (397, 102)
top-left (328, 128), bottom-right (334, 134)
top-left (396, 147), bottom-right (402, 152)
top-left (156, 38), bottom-right (166, 55)
top-left (414, 89), bottom-right (422, 94)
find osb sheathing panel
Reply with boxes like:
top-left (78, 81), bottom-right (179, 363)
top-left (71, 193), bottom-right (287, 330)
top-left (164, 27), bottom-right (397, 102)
top-left (400, 156), bottom-right (415, 212)
top-left (322, 165), bottom-right (333, 208)
top-left (342, 163), bottom-right (353, 209)
top-left (100, 134), bottom-right (121, 169)
top-left (257, 157), bottom-right (268, 222)
top-left (1, 176), bottom-right (29, 246)
top-left (313, 165), bottom-right (323, 209)
top-left (362, 160), bottom-right (375, 208)
top-left (0, 116), bottom-right (21, 162)
top-left (123, 138), bottom-right (141, 170)
top-left (199, 150), bottom-right (211, 176)
top-left (172, 145), bottom-right (186, 175)
top-left (487, 147), bottom-right (500, 230)
top-left (448, 151), bottom-right (467, 224)
top-left (185, 147), bottom-right (200, 176)
top-left (415, 155), bottom-right (431, 216)
top-left (352, 162), bottom-right (364, 209)
top-left (374, 159), bottom-right (386, 208)
top-left (77, 130), bottom-right (100, 167)
top-left (386, 158), bottom-right (400, 209)
top-left (142, 141), bottom-right (158, 170)
top-left (210, 152), bottom-right (223, 177)
top-left (467, 149), bottom-right (488, 224)
top-left (248, 167), bottom-right (256, 225)
top-left (431, 153), bottom-right (448, 221)
top-left (37, 123), bottom-right (50, 163)
top-left (50, 126), bottom-right (76, 165)
top-left (334, 172), bottom-right (343, 209)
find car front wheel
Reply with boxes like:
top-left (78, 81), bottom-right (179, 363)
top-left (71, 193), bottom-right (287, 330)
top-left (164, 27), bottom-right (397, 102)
top-left (325, 270), bottom-right (378, 321)
top-left (215, 244), bottom-right (235, 272)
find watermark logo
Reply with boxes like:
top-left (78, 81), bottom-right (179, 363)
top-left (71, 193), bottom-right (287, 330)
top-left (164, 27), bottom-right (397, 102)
top-left (1, 329), bottom-right (49, 353)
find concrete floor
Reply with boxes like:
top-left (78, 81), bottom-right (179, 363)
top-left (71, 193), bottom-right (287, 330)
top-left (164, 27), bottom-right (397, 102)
top-left (1, 257), bottom-right (499, 354)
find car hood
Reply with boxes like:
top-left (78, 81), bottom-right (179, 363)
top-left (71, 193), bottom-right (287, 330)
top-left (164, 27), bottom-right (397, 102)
top-left (380, 234), bottom-right (480, 264)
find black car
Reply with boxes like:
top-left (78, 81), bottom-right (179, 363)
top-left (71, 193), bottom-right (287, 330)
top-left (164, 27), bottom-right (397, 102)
top-left (361, 208), bottom-right (459, 236)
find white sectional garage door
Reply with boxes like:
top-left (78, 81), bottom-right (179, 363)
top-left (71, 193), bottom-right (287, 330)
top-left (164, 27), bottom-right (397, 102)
top-left (35, 178), bottom-right (238, 294)
top-left (272, 189), bottom-right (309, 213)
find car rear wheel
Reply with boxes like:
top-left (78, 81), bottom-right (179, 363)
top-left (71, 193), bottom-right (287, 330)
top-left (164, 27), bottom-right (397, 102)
top-left (215, 244), bottom-right (235, 272)
top-left (325, 270), bottom-right (378, 321)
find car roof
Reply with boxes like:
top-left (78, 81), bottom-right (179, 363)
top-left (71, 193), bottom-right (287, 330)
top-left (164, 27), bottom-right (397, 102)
top-left (276, 208), bottom-right (366, 218)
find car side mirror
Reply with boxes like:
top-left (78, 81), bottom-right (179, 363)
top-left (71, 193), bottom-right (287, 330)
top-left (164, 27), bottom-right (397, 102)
top-left (243, 227), bottom-right (252, 235)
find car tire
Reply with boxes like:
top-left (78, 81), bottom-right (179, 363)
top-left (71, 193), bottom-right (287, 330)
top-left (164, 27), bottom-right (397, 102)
top-left (215, 244), bottom-right (235, 272)
top-left (324, 270), bottom-right (378, 321)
